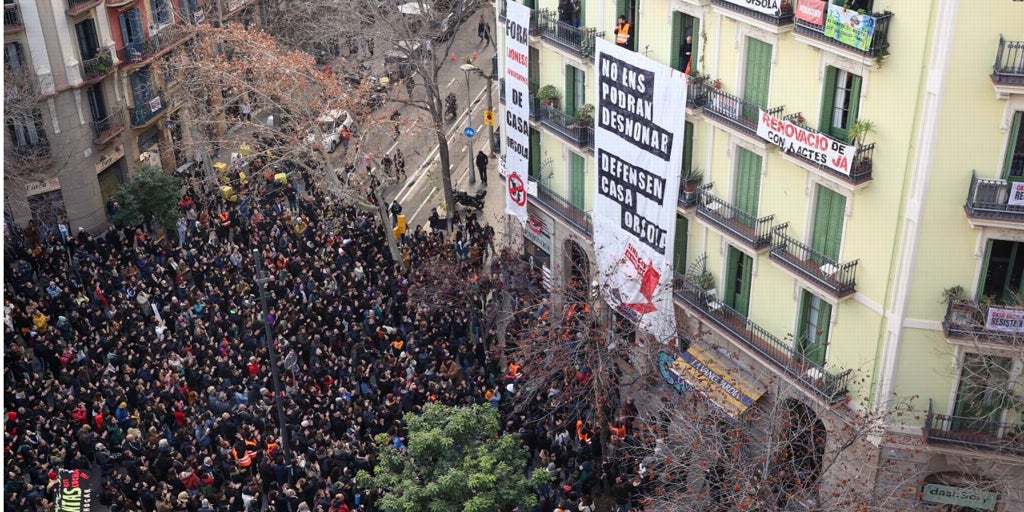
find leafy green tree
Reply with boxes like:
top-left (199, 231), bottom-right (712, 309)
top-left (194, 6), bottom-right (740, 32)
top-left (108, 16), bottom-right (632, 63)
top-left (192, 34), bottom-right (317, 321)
top-left (112, 166), bottom-right (182, 232)
top-left (357, 403), bottom-right (547, 512)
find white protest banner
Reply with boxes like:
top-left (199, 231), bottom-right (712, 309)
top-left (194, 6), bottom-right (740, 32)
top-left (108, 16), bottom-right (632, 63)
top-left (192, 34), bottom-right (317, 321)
top-left (593, 38), bottom-right (686, 345)
top-left (1008, 182), bottom-right (1024, 206)
top-left (719, 0), bottom-right (786, 17)
top-left (756, 109), bottom-right (858, 176)
top-left (985, 306), bottom-right (1024, 333)
top-left (503, 2), bottom-right (531, 226)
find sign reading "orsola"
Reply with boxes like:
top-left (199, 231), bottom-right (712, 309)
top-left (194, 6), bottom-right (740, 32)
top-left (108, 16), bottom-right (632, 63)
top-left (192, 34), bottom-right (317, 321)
top-left (756, 109), bottom-right (858, 176)
top-left (719, 0), bottom-right (785, 16)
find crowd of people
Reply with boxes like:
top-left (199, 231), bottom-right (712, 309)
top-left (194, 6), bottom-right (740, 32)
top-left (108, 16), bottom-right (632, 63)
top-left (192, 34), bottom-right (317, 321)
top-left (3, 158), bottom-right (655, 511)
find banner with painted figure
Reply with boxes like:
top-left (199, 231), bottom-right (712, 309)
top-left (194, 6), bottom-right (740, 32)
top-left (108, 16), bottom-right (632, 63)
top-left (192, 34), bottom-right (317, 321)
top-left (593, 38), bottom-right (686, 344)
top-left (823, 3), bottom-right (877, 52)
top-left (503, 1), bottom-right (532, 226)
top-left (56, 468), bottom-right (97, 512)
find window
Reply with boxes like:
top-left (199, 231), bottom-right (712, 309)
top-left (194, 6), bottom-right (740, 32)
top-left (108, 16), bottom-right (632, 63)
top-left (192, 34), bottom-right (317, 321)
top-left (980, 239), bottom-right (1024, 304)
top-left (119, 8), bottom-right (145, 58)
top-left (616, 0), bottom-right (638, 51)
top-left (671, 12), bottom-right (699, 74)
top-left (673, 215), bottom-right (688, 274)
top-left (797, 291), bottom-right (832, 366)
top-left (952, 353), bottom-right (1013, 435)
top-left (87, 86), bottom-right (108, 126)
top-left (6, 109), bottom-right (47, 149)
top-left (564, 65), bottom-right (585, 117)
top-left (725, 246), bottom-right (752, 316)
top-left (742, 37), bottom-right (771, 122)
top-left (75, 19), bottom-right (99, 62)
top-left (1003, 111), bottom-right (1024, 180)
top-left (811, 185), bottom-right (846, 261)
top-left (4, 41), bottom-right (24, 72)
top-left (151, 0), bottom-right (171, 26)
top-left (570, 152), bottom-right (585, 210)
top-left (819, 67), bottom-right (862, 142)
top-left (528, 128), bottom-right (541, 181)
top-left (130, 66), bottom-right (155, 104)
top-left (733, 147), bottom-right (762, 223)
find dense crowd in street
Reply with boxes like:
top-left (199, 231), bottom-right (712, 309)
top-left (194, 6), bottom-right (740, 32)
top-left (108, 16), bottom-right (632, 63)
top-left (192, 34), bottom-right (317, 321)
top-left (3, 160), bottom-right (653, 511)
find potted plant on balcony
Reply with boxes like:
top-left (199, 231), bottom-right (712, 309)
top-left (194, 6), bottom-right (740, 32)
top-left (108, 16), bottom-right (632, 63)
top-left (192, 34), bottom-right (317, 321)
top-left (849, 119), bottom-right (875, 173)
top-left (536, 84), bottom-right (561, 107)
top-left (681, 167), bottom-right (704, 193)
top-left (574, 103), bottom-right (595, 124)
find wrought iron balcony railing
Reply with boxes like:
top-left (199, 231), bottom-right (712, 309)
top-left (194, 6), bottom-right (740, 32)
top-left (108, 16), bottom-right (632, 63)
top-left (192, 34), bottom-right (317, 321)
top-left (924, 399), bottom-right (1024, 456)
top-left (91, 107), bottom-right (127, 144)
top-left (116, 24), bottom-right (191, 68)
top-left (79, 49), bottom-right (115, 83)
top-left (711, 0), bottom-right (793, 27)
top-left (993, 35), bottom-right (1024, 86)
top-left (678, 182), bottom-right (711, 210)
top-left (129, 93), bottom-right (167, 127)
top-left (964, 170), bottom-right (1024, 224)
top-left (537, 101), bottom-right (593, 150)
top-left (673, 275), bottom-right (851, 403)
top-left (534, 180), bottom-right (592, 236)
top-left (794, 6), bottom-right (893, 59)
top-left (943, 297), bottom-right (1024, 348)
top-left (770, 224), bottom-right (857, 299)
top-left (686, 73), bottom-right (709, 109)
top-left (776, 113), bottom-right (875, 185)
top-left (498, 79), bottom-right (542, 120)
top-left (696, 190), bottom-right (774, 250)
top-left (4, 3), bottom-right (23, 31)
top-left (703, 85), bottom-right (784, 139)
top-left (537, 10), bottom-right (603, 60)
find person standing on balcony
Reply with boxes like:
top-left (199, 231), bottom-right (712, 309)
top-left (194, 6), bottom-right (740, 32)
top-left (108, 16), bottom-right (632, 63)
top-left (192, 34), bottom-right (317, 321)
top-left (680, 34), bottom-right (692, 75)
top-left (615, 15), bottom-right (632, 50)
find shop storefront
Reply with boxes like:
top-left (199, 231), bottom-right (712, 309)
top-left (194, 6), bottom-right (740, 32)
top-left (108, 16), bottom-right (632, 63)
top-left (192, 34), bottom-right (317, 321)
top-left (523, 207), bottom-right (552, 291)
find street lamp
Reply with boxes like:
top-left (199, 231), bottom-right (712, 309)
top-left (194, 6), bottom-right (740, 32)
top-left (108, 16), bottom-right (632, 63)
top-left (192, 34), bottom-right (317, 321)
top-left (252, 249), bottom-right (293, 481)
top-left (461, 62), bottom-right (497, 157)
top-left (460, 63), bottom-right (476, 186)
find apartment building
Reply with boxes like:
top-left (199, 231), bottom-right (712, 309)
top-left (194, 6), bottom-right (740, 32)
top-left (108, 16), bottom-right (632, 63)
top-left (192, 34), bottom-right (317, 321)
top-left (497, 0), bottom-right (1024, 508)
top-left (3, 0), bottom-right (260, 232)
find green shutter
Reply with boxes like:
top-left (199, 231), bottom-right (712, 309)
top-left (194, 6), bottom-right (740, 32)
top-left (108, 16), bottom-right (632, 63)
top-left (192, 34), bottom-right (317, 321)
top-left (578, 0), bottom-right (585, 25)
top-left (674, 215), bottom-right (688, 274)
top-left (570, 152), bottom-right (585, 209)
top-left (670, 12), bottom-right (682, 70)
top-left (725, 247), bottom-right (752, 316)
top-left (743, 38), bottom-right (771, 109)
top-left (811, 185), bottom-right (846, 261)
top-left (565, 66), bottom-right (576, 117)
top-left (690, 18), bottom-right (699, 73)
top-left (1003, 112), bottom-right (1023, 180)
top-left (953, 354), bottom-right (1012, 434)
top-left (734, 147), bottom-right (762, 222)
top-left (978, 240), bottom-right (994, 301)
top-left (529, 128), bottom-right (541, 180)
top-left (682, 121), bottom-right (694, 178)
top-left (797, 291), bottom-right (830, 367)
top-left (847, 74), bottom-right (862, 129)
top-left (819, 67), bottom-right (838, 134)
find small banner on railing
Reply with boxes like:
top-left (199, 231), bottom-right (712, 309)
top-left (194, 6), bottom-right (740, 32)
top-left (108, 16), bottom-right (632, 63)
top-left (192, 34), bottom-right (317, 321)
top-left (1008, 182), bottom-right (1024, 206)
top-left (824, 4), bottom-right (877, 51)
top-left (984, 306), bottom-right (1024, 333)
top-left (795, 0), bottom-right (826, 24)
top-left (756, 109), bottom-right (858, 176)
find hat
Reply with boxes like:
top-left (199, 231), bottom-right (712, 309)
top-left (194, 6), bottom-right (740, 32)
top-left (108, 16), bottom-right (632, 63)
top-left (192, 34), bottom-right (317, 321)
top-left (547, 463), bottom-right (557, 473)
top-left (48, 471), bottom-right (58, 480)
top-left (484, 390), bottom-right (494, 400)
top-left (177, 491), bottom-right (189, 502)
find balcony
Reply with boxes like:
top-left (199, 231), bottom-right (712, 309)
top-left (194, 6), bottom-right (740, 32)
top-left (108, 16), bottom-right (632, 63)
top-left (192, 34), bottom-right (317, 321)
top-left (943, 298), bottom-right (1024, 350)
top-left (770, 224), bottom-right (857, 299)
top-left (679, 183), bottom-right (711, 210)
top-left (4, 3), bottom-right (22, 33)
top-left (534, 180), bottom-right (593, 236)
top-left (696, 190), bottom-right (775, 251)
top-left (703, 85), bottom-right (784, 142)
top-left (129, 93), bottom-right (167, 127)
top-left (793, 3), bottom-right (892, 64)
top-left (92, 108), bottom-right (128, 145)
top-left (537, 10), bottom-right (603, 61)
top-left (686, 74), bottom-right (709, 110)
top-left (711, 0), bottom-right (793, 32)
top-left (78, 49), bottom-right (114, 85)
top-left (497, 1), bottom-right (540, 35)
top-left (673, 276), bottom-right (851, 403)
top-left (66, 0), bottom-right (102, 15)
top-left (8, 142), bottom-right (55, 169)
top-left (117, 24), bottom-right (191, 70)
top-left (772, 113), bottom-right (874, 188)
top-left (924, 399), bottom-right (1024, 456)
top-left (537, 101), bottom-right (593, 151)
top-left (103, 0), bottom-right (133, 8)
top-left (964, 171), bottom-right (1024, 229)
top-left (498, 79), bottom-right (542, 120)
top-left (992, 35), bottom-right (1024, 98)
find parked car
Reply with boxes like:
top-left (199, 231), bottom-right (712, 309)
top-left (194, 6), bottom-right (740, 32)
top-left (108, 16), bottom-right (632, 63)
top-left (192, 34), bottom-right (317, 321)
top-left (306, 109), bottom-right (354, 153)
top-left (397, 2), bottom-right (458, 42)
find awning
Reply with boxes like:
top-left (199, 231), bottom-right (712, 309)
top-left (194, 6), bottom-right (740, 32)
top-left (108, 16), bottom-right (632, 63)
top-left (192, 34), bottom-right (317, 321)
top-left (658, 343), bottom-right (766, 417)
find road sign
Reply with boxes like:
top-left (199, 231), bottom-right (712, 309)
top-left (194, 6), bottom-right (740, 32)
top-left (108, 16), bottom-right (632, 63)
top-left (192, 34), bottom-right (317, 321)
top-left (464, 126), bottom-right (476, 138)
top-left (483, 110), bottom-right (496, 126)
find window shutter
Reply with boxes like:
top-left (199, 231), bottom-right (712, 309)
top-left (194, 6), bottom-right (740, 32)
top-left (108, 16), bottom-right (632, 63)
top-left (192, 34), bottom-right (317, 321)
top-left (819, 67), bottom-right (838, 133)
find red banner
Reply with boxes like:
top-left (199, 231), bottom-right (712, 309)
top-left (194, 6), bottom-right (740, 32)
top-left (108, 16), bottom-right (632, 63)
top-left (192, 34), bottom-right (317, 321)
top-left (795, 0), bottom-right (826, 25)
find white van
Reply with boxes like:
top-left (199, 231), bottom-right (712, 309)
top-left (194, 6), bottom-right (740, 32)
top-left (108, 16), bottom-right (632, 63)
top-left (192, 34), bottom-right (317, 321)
top-left (306, 109), bottom-right (354, 153)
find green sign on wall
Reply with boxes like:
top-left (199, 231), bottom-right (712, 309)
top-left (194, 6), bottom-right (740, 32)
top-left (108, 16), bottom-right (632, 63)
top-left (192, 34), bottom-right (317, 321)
top-left (921, 484), bottom-right (998, 511)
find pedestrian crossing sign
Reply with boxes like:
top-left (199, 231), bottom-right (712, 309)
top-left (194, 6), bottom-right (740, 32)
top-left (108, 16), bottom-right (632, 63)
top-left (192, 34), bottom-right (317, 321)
top-left (483, 109), bottom-right (496, 126)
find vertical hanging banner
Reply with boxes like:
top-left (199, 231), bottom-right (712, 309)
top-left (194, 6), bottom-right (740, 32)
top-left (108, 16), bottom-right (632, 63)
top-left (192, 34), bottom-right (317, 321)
top-left (593, 38), bottom-right (686, 345)
top-left (503, 1), bottom-right (532, 226)
top-left (56, 468), bottom-right (97, 511)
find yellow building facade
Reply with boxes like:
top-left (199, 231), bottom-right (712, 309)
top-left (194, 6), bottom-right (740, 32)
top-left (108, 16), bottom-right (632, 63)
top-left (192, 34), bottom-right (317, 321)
top-left (498, 0), bottom-right (1024, 508)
